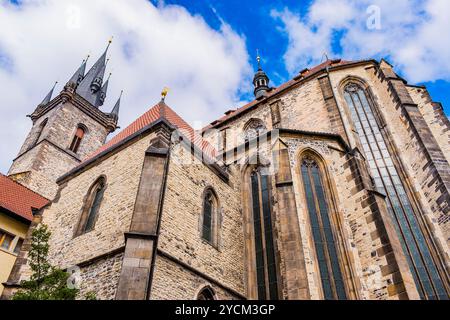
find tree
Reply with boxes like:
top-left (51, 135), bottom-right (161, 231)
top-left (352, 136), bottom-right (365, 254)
top-left (12, 224), bottom-right (79, 300)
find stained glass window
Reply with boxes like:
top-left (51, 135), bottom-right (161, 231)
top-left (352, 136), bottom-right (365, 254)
top-left (250, 170), bottom-right (279, 300)
top-left (344, 83), bottom-right (448, 300)
top-left (301, 158), bottom-right (347, 300)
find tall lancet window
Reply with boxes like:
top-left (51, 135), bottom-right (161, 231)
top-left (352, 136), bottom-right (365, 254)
top-left (75, 177), bottom-right (106, 236)
top-left (344, 83), bottom-right (448, 300)
top-left (301, 157), bottom-right (347, 300)
top-left (250, 169), bottom-right (278, 300)
top-left (69, 125), bottom-right (86, 154)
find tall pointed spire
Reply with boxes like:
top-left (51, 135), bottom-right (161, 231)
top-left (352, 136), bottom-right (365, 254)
top-left (68, 56), bottom-right (89, 86)
top-left (76, 38), bottom-right (112, 106)
top-left (110, 90), bottom-right (122, 121)
top-left (253, 50), bottom-right (270, 98)
top-left (39, 82), bottom-right (58, 106)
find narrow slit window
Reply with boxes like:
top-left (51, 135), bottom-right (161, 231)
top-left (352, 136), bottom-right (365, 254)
top-left (69, 126), bottom-right (85, 153)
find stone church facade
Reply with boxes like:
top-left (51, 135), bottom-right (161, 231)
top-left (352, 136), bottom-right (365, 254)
top-left (1, 44), bottom-right (449, 300)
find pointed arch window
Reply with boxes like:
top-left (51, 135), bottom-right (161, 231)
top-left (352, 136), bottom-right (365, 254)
top-left (244, 119), bottom-right (267, 142)
top-left (69, 125), bottom-right (86, 154)
top-left (201, 188), bottom-right (219, 247)
top-left (197, 287), bottom-right (216, 300)
top-left (250, 169), bottom-right (278, 300)
top-left (32, 118), bottom-right (48, 147)
top-left (75, 177), bottom-right (106, 236)
top-left (301, 157), bottom-right (347, 300)
top-left (343, 83), bottom-right (449, 300)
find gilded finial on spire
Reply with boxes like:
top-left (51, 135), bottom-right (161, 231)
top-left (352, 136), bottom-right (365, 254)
top-left (256, 49), bottom-right (262, 70)
top-left (161, 87), bottom-right (170, 102)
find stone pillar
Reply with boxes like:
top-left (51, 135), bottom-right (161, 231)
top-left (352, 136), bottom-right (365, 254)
top-left (366, 191), bottom-right (420, 300)
top-left (318, 74), bottom-right (350, 144)
top-left (115, 123), bottom-right (172, 300)
top-left (273, 141), bottom-right (310, 299)
top-left (345, 151), bottom-right (420, 300)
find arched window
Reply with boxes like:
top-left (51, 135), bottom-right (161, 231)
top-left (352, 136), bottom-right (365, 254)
top-left (197, 287), bottom-right (216, 300)
top-left (343, 83), bottom-right (448, 300)
top-left (32, 118), bottom-right (48, 147)
top-left (244, 119), bottom-right (267, 142)
top-left (301, 156), bottom-right (347, 300)
top-left (75, 177), bottom-right (106, 236)
top-left (250, 168), bottom-right (278, 300)
top-left (201, 188), bottom-right (219, 246)
top-left (69, 125), bottom-right (86, 153)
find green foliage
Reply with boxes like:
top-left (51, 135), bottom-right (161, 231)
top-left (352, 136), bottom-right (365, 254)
top-left (85, 292), bottom-right (98, 300)
top-left (12, 224), bottom-right (79, 300)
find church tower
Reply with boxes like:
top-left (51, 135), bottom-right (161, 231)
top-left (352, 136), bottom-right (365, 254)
top-left (253, 51), bottom-right (270, 98)
top-left (8, 42), bottom-right (122, 199)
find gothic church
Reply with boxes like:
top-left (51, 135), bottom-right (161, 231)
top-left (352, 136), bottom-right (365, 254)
top-left (1, 42), bottom-right (449, 300)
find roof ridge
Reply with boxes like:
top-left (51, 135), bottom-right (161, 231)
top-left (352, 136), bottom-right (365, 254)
top-left (0, 172), bottom-right (50, 201)
top-left (202, 58), bottom-right (371, 130)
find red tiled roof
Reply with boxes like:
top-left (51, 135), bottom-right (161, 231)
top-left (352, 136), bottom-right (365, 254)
top-left (0, 174), bottom-right (50, 222)
top-left (85, 101), bottom-right (217, 163)
top-left (203, 59), bottom-right (354, 130)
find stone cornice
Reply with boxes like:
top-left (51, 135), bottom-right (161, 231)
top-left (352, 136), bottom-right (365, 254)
top-left (30, 84), bottom-right (118, 133)
top-left (220, 128), bottom-right (351, 162)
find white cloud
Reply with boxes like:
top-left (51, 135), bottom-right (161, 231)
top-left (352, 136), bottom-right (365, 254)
top-left (0, 0), bottom-right (252, 173)
top-left (272, 0), bottom-right (450, 83)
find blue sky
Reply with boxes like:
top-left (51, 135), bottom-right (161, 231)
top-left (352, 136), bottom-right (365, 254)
top-left (0, 0), bottom-right (449, 173)
top-left (157, 0), bottom-right (450, 112)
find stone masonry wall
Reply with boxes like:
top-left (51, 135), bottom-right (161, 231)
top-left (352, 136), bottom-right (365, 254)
top-left (151, 254), bottom-right (239, 300)
top-left (14, 132), bottom-right (157, 291)
top-left (330, 65), bottom-right (448, 247)
top-left (9, 100), bottom-right (112, 199)
top-left (8, 141), bottom-right (80, 199)
top-left (407, 86), bottom-right (450, 166)
top-left (286, 137), bottom-right (401, 299)
top-left (153, 142), bottom-right (246, 298)
top-left (204, 78), bottom-right (333, 154)
top-left (46, 102), bottom-right (110, 160)
top-left (77, 252), bottom-right (124, 300)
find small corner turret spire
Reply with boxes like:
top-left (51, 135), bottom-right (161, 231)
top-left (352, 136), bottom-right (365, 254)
top-left (110, 90), bottom-right (122, 122)
top-left (39, 81), bottom-right (58, 106)
top-left (96, 72), bottom-right (111, 107)
top-left (67, 55), bottom-right (90, 87)
top-left (253, 50), bottom-right (270, 99)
